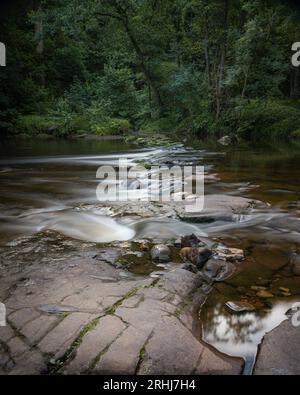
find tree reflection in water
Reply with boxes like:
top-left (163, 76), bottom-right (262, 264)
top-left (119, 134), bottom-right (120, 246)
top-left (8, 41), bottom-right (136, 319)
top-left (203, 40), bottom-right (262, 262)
top-left (201, 300), bottom-right (297, 374)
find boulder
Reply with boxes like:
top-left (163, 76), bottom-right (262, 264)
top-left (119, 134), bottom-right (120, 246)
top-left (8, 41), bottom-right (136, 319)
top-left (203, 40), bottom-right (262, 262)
top-left (196, 248), bottom-right (213, 269)
top-left (179, 247), bottom-right (199, 264)
top-left (179, 194), bottom-right (267, 223)
top-left (254, 318), bottom-right (300, 375)
top-left (202, 259), bottom-right (236, 282)
top-left (218, 136), bottom-right (232, 146)
top-left (151, 245), bottom-right (171, 263)
top-left (181, 234), bottom-right (204, 248)
top-left (179, 247), bottom-right (212, 269)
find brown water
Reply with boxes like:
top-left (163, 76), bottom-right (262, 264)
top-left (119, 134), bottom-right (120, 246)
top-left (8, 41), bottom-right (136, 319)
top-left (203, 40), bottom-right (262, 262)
top-left (1, 138), bottom-right (300, 374)
top-left (195, 142), bottom-right (300, 374)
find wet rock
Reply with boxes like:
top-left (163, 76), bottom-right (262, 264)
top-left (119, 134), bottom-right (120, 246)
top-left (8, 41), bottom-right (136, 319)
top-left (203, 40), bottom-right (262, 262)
top-left (286, 304), bottom-right (300, 318)
top-left (93, 249), bottom-right (122, 267)
top-left (118, 271), bottom-right (132, 279)
top-left (119, 241), bottom-right (132, 249)
top-left (279, 287), bottom-right (290, 293)
top-left (130, 251), bottom-right (144, 258)
top-left (256, 290), bottom-right (274, 299)
top-left (180, 263), bottom-right (198, 274)
top-left (179, 247), bottom-right (199, 263)
top-left (139, 240), bottom-right (151, 252)
top-left (181, 234), bottom-right (205, 248)
top-left (202, 259), bottom-right (236, 282)
top-left (151, 245), bottom-right (171, 263)
top-left (179, 247), bottom-right (212, 269)
top-left (201, 283), bottom-right (213, 294)
top-left (276, 287), bottom-right (292, 297)
top-left (290, 253), bottom-right (300, 276)
top-left (215, 247), bottom-right (244, 262)
top-left (174, 238), bottom-right (182, 248)
top-left (225, 301), bottom-right (255, 313)
top-left (254, 318), bottom-right (300, 375)
top-left (218, 135), bottom-right (232, 146)
top-left (150, 271), bottom-right (166, 279)
top-left (196, 248), bottom-right (213, 269)
top-left (179, 194), bottom-right (267, 222)
top-left (251, 286), bottom-right (267, 292)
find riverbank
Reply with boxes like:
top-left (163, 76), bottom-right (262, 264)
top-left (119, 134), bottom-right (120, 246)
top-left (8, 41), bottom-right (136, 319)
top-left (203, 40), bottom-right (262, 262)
top-left (0, 230), bottom-right (245, 375)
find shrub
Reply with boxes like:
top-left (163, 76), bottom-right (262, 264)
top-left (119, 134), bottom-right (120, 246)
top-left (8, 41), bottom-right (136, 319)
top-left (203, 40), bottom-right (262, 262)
top-left (227, 99), bottom-right (300, 141)
top-left (91, 118), bottom-right (131, 135)
top-left (16, 115), bottom-right (59, 135)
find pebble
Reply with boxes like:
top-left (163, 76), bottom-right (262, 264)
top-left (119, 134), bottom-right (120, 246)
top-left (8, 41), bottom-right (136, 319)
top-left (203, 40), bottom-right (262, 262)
top-left (279, 287), bottom-right (290, 293)
top-left (140, 241), bottom-right (151, 252)
top-left (256, 290), bottom-right (274, 299)
top-left (251, 286), bottom-right (267, 292)
top-left (281, 292), bottom-right (292, 297)
top-left (150, 271), bottom-right (165, 279)
top-left (225, 301), bottom-right (256, 313)
top-left (118, 271), bottom-right (131, 279)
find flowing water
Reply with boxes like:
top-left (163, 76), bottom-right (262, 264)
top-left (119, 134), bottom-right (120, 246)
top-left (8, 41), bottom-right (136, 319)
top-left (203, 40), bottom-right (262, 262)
top-left (1, 138), bottom-right (300, 374)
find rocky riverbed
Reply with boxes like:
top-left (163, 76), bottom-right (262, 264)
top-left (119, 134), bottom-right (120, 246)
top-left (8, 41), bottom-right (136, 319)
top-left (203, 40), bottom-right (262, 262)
top-left (0, 229), bottom-right (247, 375)
top-left (1, 138), bottom-right (300, 375)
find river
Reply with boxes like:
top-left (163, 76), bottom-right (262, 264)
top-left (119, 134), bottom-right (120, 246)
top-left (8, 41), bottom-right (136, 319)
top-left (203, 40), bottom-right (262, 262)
top-left (0, 137), bottom-right (300, 374)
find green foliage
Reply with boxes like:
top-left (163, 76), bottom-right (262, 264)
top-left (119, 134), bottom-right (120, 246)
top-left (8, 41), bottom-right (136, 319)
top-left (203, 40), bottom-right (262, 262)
top-left (141, 115), bottom-right (180, 133)
top-left (91, 118), bottom-right (131, 136)
top-left (1, 0), bottom-right (300, 141)
top-left (16, 112), bottom-right (131, 137)
top-left (227, 100), bottom-right (300, 141)
top-left (16, 115), bottom-right (57, 135)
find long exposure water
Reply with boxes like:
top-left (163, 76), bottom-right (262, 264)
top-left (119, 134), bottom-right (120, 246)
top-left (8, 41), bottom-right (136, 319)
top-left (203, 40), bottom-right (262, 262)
top-left (1, 138), bottom-right (300, 374)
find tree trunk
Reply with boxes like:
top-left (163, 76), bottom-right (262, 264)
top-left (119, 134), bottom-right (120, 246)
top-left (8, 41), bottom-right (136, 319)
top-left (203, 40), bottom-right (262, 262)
top-left (215, 0), bottom-right (229, 119)
top-left (204, 16), bottom-right (212, 90)
top-left (119, 14), bottom-right (164, 116)
top-left (290, 67), bottom-right (300, 99)
top-left (35, 1), bottom-right (45, 86)
top-left (241, 66), bottom-right (249, 99)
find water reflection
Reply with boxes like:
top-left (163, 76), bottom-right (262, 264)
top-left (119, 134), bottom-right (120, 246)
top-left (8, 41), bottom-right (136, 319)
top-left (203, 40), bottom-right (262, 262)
top-left (201, 300), bottom-right (297, 375)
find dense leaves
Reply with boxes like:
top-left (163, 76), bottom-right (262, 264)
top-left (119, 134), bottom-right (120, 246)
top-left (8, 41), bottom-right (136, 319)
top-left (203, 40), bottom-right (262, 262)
top-left (0, 0), bottom-right (300, 140)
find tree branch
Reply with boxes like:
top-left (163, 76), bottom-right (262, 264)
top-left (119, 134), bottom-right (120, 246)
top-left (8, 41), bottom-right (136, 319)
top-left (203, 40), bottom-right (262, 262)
top-left (95, 12), bottom-right (123, 21)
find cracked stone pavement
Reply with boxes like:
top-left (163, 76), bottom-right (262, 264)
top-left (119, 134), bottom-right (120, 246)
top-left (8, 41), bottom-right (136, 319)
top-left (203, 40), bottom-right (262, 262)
top-left (0, 234), bottom-right (243, 375)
